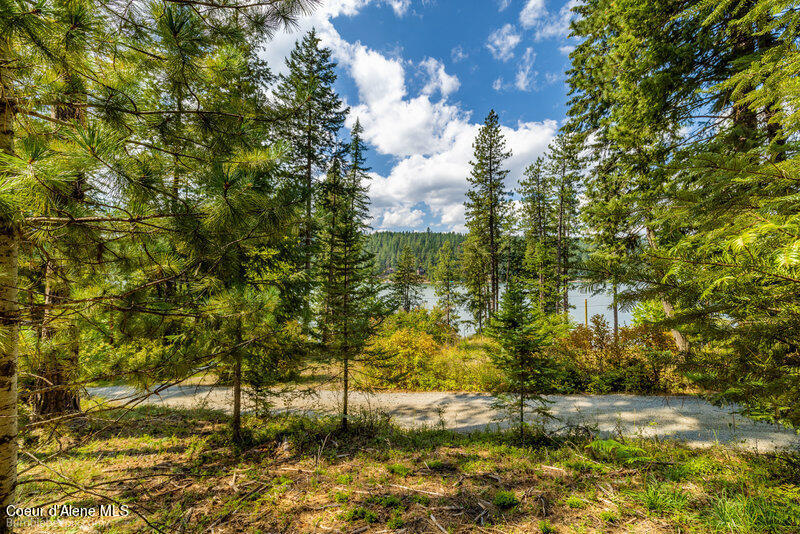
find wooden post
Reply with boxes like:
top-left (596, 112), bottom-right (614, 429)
top-left (584, 299), bottom-right (588, 326)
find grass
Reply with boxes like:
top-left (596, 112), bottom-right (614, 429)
top-left (17, 402), bottom-right (800, 533)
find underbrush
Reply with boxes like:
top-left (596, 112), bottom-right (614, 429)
top-left (363, 309), bottom-right (695, 394)
top-left (18, 404), bottom-right (800, 533)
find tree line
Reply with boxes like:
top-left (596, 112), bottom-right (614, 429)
top-left (366, 230), bottom-right (466, 275)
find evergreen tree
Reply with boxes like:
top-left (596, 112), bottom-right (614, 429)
top-left (274, 30), bottom-right (348, 322)
top-left (432, 241), bottom-right (463, 328)
top-left (518, 157), bottom-right (559, 312)
top-left (488, 276), bottom-right (556, 442)
top-left (545, 132), bottom-right (581, 316)
top-left (461, 235), bottom-right (490, 333)
top-left (391, 245), bottom-right (424, 313)
top-left (464, 110), bottom-right (511, 317)
top-left (316, 124), bottom-right (387, 429)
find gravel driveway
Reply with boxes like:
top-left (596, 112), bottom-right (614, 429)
top-left (88, 385), bottom-right (799, 452)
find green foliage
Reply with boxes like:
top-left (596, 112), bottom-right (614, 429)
top-left (464, 109), bottom-right (511, 320)
top-left (587, 440), bottom-right (653, 466)
top-left (341, 506), bottom-right (378, 523)
top-left (493, 490), bottom-right (519, 509)
top-left (432, 240), bottom-right (464, 329)
top-left (635, 480), bottom-right (690, 514)
top-left (550, 316), bottom-right (688, 394)
top-left (389, 245), bottom-right (424, 312)
top-left (386, 463), bottom-right (411, 477)
top-left (367, 231), bottom-right (466, 274)
top-left (488, 277), bottom-right (563, 437)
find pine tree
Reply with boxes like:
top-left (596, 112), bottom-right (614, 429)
top-left (518, 157), bottom-right (559, 312)
top-left (391, 245), bottom-right (424, 313)
top-left (0, 0), bottom-right (318, 511)
top-left (274, 30), bottom-right (348, 323)
top-left (316, 129), bottom-right (387, 428)
top-left (545, 132), bottom-right (581, 317)
top-left (464, 110), bottom-right (511, 317)
top-left (432, 241), bottom-right (463, 328)
top-left (461, 235), bottom-right (490, 333)
top-left (488, 276), bottom-right (556, 442)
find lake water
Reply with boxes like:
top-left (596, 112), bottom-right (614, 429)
top-left (417, 284), bottom-right (633, 336)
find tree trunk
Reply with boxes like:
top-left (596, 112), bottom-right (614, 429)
top-left (341, 355), bottom-right (349, 430)
top-left (32, 260), bottom-right (79, 416)
top-left (0, 37), bottom-right (19, 528)
top-left (232, 322), bottom-right (243, 443)
top-left (0, 228), bottom-right (18, 532)
top-left (612, 282), bottom-right (619, 344)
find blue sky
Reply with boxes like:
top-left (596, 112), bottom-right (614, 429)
top-left (262, 0), bottom-right (578, 232)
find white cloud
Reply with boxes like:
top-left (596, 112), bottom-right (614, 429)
top-left (559, 44), bottom-right (575, 55)
top-left (377, 206), bottom-right (425, 229)
top-left (497, 0), bottom-right (513, 10)
top-left (486, 24), bottom-right (522, 61)
top-left (519, 0), bottom-right (579, 40)
top-left (386, 0), bottom-right (411, 16)
top-left (451, 45), bottom-right (468, 63)
top-left (492, 77), bottom-right (504, 92)
top-left (260, 1), bottom-right (559, 231)
top-left (420, 57), bottom-right (460, 98)
top-left (520, 0), bottom-right (547, 25)
top-left (514, 47), bottom-right (536, 91)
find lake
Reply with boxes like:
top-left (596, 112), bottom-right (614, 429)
top-left (416, 283), bottom-right (633, 336)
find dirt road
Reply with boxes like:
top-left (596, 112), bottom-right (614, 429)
top-left (89, 385), bottom-right (799, 452)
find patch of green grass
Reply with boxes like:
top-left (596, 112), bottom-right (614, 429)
top-left (387, 509), bottom-right (405, 529)
top-left (564, 495), bottom-right (586, 509)
top-left (386, 463), bottom-right (411, 477)
top-left (599, 509), bottom-right (618, 523)
top-left (538, 519), bottom-right (555, 533)
top-left (493, 490), bottom-right (519, 509)
top-left (341, 506), bottom-right (378, 523)
top-left (332, 490), bottom-right (350, 503)
top-left (335, 473), bottom-right (352, 484)
top-left (635, 479), bottom-right (690, 514)
top-left (410, 494), bottom-right (430, 506)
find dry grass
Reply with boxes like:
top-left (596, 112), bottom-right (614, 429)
top-left (18, 404), bottom-right (800, 533)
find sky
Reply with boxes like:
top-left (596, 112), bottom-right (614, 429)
top-left (260, 0), bottom-right (578, 233)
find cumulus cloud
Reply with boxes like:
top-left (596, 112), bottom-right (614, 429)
top-left (420, 57), bottom-right (461, 98)
top-left (519, 0), bottom-right (579, 40)
top-left (377, 206), bottom-right (425, 229)
top-left (486, 24), bottom-right (522, 61)
top-left (261, 0), bottom-right (559, 231)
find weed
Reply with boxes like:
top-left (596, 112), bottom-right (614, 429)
top-left (538, 519), bottom-right (555, 533)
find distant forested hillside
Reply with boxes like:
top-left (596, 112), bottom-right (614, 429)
top-left (367, 231), bottom-right (466, 273)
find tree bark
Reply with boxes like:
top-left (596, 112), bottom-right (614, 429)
top-left (0, 36), bottom-right (19, 529)
top-left (232, 320), bottom-right (243, 443)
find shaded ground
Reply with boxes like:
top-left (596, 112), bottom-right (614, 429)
top-left (18, 404), bottom-right (800, 533)
top-left (88, 385), bottom-right (799, 451)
